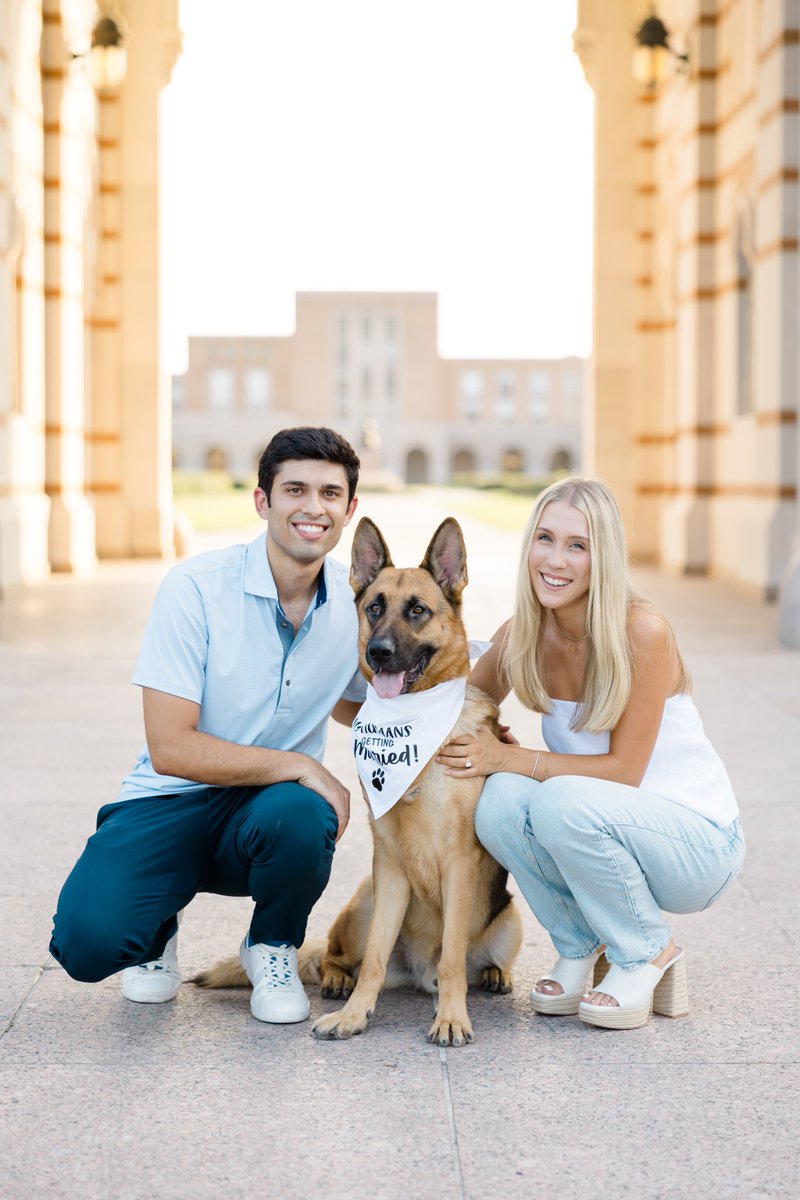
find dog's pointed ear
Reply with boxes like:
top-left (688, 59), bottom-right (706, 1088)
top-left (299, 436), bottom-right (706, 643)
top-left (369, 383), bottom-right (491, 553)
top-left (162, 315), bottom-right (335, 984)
top-left (350, 518), bottom-right (393, 597)
top-left (420, 518), bottom-right (468, 602)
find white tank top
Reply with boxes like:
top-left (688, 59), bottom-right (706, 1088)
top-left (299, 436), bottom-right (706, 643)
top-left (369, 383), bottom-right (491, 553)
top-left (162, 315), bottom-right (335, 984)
top-left (541, 693), bottom-right (738, 828)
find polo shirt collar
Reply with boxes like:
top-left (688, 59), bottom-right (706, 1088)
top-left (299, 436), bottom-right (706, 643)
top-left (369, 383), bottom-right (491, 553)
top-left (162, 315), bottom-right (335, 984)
top-left (243, 531), bottom-right (330, 608)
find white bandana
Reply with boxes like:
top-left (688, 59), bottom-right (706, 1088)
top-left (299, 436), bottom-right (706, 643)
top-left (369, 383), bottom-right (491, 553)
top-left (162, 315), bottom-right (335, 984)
top-left (353, 676), bottom-right (467, 819)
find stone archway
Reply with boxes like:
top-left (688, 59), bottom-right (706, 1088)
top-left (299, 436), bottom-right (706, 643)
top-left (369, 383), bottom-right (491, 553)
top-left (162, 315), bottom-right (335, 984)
top-left (550, 448), bottom-right (573, 472)
top-left (501, 448), bottom-right (525, 473)
top-left (406, 448), bottom-right (429, 484)
top-left (452, 448), bottom-right (476, 478)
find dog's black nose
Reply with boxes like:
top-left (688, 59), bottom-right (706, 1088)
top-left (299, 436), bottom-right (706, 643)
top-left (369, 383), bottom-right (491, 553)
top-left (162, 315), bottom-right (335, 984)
top-left (367, 638), bottom-right (396, 668)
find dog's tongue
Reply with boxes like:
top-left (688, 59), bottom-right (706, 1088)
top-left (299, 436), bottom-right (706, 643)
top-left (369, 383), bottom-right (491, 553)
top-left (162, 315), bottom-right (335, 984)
top-left (372, 671), bottom-right (405, 700)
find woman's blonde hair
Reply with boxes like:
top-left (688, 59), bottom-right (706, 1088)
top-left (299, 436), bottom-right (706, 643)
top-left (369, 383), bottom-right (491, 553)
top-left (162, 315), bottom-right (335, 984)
top-left (500, 476), bottom-right (690, 732)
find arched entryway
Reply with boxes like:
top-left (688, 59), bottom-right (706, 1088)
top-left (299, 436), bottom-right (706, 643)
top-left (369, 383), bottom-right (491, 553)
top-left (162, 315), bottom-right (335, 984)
top-left (406, 448), bottom-right (429, 484)
top-left (500, 448), bottom-right (525, 473)
top-left (452, 448), bottom-right (476, 477)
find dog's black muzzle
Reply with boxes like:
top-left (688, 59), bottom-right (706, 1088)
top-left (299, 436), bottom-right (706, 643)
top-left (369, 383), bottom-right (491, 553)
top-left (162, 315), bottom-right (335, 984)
top-left (366, 637), bottom-right (399, 672)
top-left (366, 635), bottom-right (435, 687)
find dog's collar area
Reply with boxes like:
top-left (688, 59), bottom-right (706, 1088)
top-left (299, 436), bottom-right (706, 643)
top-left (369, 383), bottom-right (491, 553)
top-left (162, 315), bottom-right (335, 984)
top-left (353, 676), bottom-right (468, 819)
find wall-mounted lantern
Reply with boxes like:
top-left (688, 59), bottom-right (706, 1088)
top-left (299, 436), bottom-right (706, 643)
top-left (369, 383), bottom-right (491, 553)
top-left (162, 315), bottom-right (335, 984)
top-left (633, 10), bottom-right (689, 90)
top-left (89, 7), bottom-right (128, 94)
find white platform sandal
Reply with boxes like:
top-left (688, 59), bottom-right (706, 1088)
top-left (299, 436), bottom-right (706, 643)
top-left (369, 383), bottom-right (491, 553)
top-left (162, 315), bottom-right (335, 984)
top-left (530, 949), bottom-right (608, 1015)
top-left (578, 950), bottom-right (689, 1030)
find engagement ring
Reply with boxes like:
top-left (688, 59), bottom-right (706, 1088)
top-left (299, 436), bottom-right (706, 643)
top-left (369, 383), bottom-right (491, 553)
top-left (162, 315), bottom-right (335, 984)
top-left (465, 759), bottom-right (472, 769)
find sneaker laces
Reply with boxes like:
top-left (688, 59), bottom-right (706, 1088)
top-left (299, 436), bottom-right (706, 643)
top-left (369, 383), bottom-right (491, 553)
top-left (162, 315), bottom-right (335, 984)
top-left (252, 945), bottom-right (294, 989)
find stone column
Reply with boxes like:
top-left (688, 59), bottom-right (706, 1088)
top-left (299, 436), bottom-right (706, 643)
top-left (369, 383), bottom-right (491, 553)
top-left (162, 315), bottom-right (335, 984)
top-left (659, 6), bottom-right (717, 577)
top-left (0, 0), bottom-right (51, 591)
top-left (574, 1), bottom-right (639, 536)
top-left (87, 81), bottom-right (126, 556)
top-left (117, 0), bottom-right (180, 558)
top-left (41, 0), bottom-right (97, 573)
top-left (767, 1), bottom-right (800, 643)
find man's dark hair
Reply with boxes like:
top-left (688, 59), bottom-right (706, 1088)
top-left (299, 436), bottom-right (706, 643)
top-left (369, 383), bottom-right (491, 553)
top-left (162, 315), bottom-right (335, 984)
top-left (257, 427), bottom-right (360, 503)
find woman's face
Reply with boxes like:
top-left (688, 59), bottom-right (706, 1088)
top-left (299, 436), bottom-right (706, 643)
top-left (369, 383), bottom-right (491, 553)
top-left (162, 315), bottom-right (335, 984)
top-left (528, 500), bottom-right (591, 611)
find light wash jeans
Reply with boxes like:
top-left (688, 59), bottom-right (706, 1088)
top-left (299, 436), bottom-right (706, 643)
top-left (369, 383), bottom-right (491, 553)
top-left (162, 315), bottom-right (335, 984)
top-left (475, 773), bottom-right (745, 970)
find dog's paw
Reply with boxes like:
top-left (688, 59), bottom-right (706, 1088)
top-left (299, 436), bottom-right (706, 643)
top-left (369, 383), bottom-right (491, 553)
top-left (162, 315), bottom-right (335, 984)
top-left (426, 1016), bottom-right (474, 1047)
top-left (312, 1008), bottom-right (371, 1041)
top-left (320, 970), bottom-right (355, 1000)
top-left (480, 966), bottom-right (513, 994)
top-left (371, 767), bottom-right (385, 792)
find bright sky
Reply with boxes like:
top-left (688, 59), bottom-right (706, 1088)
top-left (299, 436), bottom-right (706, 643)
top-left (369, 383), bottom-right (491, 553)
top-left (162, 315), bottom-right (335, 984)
top-left (160, 0), bottom-right (594, 376)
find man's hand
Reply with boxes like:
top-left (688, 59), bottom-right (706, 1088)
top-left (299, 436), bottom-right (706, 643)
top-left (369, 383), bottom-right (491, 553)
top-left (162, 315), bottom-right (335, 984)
top-left (142, 688), bottom-right (352, 839)
top-left (295, 758), bottom-right (351, 842)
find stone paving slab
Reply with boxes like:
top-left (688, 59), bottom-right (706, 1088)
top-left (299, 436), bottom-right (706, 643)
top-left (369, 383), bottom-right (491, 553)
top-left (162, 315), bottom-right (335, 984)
top-left (452, 1062), bottom-right (799, 1200)
top-left (1, 487), bottom-right (798, 1198)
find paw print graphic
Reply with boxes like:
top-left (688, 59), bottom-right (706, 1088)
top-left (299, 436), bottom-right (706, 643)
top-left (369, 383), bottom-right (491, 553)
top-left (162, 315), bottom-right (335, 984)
top-left (371, 768), bottom-right (385, 792)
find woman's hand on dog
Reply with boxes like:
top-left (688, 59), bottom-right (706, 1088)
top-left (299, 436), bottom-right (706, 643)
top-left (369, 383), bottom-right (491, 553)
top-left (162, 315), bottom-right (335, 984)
top-left (438, 726), bottom-right (513, 777)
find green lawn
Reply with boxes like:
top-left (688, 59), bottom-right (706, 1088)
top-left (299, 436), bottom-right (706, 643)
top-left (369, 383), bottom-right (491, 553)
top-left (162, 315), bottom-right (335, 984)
top-left (173, 471), bottom-right (261, 532)
top-left (174, 490), bottom-right (262, 532)
top-left (444, 490), bottom-right (536, 531)
top-left (172, 473), bottom-right (543, 533)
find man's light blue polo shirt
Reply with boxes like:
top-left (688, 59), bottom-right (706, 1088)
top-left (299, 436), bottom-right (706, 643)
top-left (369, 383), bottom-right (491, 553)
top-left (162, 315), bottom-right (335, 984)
top-left (117, 531), bottom-right (365, 802)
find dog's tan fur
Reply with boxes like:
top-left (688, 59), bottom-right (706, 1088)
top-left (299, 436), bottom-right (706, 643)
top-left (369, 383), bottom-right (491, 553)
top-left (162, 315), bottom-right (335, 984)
top-left (194, 517), bottom-right (521, 1045)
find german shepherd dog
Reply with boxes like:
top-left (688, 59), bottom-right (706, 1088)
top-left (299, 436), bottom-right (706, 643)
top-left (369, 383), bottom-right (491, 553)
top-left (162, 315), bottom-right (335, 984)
top-left (195, 517), bottom-right (522, 1046)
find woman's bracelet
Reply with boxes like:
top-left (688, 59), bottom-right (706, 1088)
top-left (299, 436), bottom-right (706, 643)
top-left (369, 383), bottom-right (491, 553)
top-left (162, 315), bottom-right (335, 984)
top-left (530, 749), bottom-right (541, 780)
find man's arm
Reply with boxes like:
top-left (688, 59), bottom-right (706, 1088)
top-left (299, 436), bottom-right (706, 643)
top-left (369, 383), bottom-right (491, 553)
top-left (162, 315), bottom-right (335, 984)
top-left (143, 688), bottom-right (351, 840)
top-left (331, 698), bottom-right (361, 727)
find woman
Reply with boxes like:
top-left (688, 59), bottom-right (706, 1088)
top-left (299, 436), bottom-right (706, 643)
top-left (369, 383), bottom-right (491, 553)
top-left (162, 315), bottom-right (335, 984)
top-left (438, 477), bottom-right (744, 1030)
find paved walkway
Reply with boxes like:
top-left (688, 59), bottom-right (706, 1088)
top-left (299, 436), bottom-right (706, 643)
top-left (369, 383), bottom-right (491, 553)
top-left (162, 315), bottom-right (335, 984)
top-left (1, 489), bottom-right (798, 1199)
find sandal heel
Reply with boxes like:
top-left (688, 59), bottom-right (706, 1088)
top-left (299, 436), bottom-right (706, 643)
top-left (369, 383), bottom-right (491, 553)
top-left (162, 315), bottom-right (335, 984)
top-left (591, 954), bottom-right (607, 989)
top-left (652, 954), bottom-right (689, 1018)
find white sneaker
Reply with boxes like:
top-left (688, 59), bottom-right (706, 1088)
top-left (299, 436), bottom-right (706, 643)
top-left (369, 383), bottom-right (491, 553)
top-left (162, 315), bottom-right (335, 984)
top-left (239, 938), bottom-right (310, 1024)
top-left (121, 933), bottom-right (181, 1003)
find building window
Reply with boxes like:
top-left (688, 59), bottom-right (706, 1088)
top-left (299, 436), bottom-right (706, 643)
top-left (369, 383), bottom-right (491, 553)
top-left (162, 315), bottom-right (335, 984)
top-left (528, 370), bottom-right (550, 421)
top-left (495, 370), bottom-right (516, 420)
top-left (244, 368), bottom-right (270, 409)
top-left (562, 371), bottom-right (582, 421)
top-left (361, 317), bottom-right (371, 341)
top-left (208, 368), bottom-right (234, 409)
top-left (335, 316), bottom-right (348, 364)
top-left (335, 377), bottom-right (348, 417)
top-left (459, 369), bottom-right (484, 419)
top-left (385, 365), bottom-right (398, 414)
top-left (385, 317), bottom-right (396, 343)
top-left (362, 366), bottom-right (372, 402)
top-left (172, 376), bottom-right (186, 409)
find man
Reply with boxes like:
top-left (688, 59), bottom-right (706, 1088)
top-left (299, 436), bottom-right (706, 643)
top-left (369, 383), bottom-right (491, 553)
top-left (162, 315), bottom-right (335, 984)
top-left (50, 426), bottom-right (365, 1024)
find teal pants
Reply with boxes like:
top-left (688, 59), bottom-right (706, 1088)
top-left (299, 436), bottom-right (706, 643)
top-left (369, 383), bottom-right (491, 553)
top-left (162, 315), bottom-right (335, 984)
top-left (49, 783), bottom-right (338, 982)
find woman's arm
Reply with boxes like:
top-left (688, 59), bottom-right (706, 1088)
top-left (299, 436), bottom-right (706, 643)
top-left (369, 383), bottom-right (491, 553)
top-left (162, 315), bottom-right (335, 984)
top-left (468, 621), bottom-right (512, 704)
top-left (440, 608), bottom-right (679, 787)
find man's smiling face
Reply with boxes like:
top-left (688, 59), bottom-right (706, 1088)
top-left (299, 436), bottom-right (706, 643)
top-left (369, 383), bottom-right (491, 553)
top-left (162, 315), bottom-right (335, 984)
top-left (255, 459), bottom-right (358, 569)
